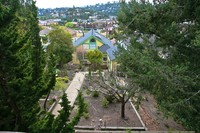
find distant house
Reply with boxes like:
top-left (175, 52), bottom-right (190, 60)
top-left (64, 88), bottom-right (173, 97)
top-left (73, 29), bottom-right (117, 71)
top-left (64, 28), bottom-right (77, 37)
top-left (39, 28), bottom-right (52, 37)
top-left (39, 28), bottom-right (52, 49)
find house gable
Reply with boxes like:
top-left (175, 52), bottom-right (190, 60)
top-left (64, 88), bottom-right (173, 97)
top-left (74, 29), bottom-right (113, 48)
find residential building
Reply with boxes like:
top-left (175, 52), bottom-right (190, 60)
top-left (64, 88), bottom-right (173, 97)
top-left (73, 29), bottom-right (117, 71)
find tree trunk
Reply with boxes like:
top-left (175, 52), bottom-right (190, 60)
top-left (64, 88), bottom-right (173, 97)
top-left (121, 97), bottom-right (125, 118)
top-left (44, 90), bottom-right (50, 111)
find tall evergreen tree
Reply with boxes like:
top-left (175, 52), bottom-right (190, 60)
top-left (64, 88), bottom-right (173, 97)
top-left (0, 0), bottom-right (82, 132)
top-left (117, 0), bottom-right (200, 131)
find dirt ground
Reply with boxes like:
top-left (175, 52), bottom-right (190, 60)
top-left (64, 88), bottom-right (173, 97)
top-left (139, 92), bottom-right (185, 131)
top-left (72, 72), bottom-right (185, 131)
top-left (76, 91), bottom-right (143, 129)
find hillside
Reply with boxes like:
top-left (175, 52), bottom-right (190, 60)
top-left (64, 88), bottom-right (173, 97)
top-left (38, 2), bottom-right (120, 21)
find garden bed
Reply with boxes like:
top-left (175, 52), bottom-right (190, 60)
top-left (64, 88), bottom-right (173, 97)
top-left (72, 88), bottom-right (145, 131)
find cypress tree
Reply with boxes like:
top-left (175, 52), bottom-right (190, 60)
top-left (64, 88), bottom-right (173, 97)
top-left (0, 1), bottom-right (84, 132)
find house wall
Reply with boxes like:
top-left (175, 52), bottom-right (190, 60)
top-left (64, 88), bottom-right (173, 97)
top-left (96, 40), bottom-right (104, 47)
top-left (72, 52), bottom-right (80, 64)
top-left (107, 55), bottom-right (117, 71)
top-left (75, 38), bottom-right (104, 53)
top-left (112, 61), bottom-right (117, 71)
top-left (73, 37), bottom-right (104, 64)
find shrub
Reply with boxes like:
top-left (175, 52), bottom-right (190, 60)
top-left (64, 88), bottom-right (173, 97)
top-left (126, 129), bottom-right (132, 133)
top-left (92, 90), bottom-right (99, 97)
top-left (101, 98), bottom-right (109, 108)
top-left (84, 102), bottom-right (89, 113)
top-left (62, 76), bottom-right (68, 83)
top-left (55, 76), bottom-right (68, 90)
top-left (83, 112), bottom-right (89, 119)
top-left (105, 95), bottom-right (115, 103)
top-left (86, 89), bottom-right (91, 95)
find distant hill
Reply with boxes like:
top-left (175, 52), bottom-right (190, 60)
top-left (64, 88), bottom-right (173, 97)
top-left (86, 1), bottom-right (120, 16)
top-left (38, 2), bottom-right (120, 21)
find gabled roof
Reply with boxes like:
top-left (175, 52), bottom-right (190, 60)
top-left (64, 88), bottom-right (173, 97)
top-left (74, 29), bottom-right (118, 61)
top-left (64, 27), bottom-right (76, 36)
top-left (107, 46), bottom-right (117, 61)
top-left (39, 28), bottom-right (52, 36)
top-left (74, 29), bottom-right (113, 47)
top-left (98, 44), bottom-right (110, 53)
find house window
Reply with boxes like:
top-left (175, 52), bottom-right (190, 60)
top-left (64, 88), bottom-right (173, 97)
top-left (83, 44), bottom-right (89, 50)
top-left (103, 56), bottom-right (107, 62)
top-left (90, 38), bottom-right (96, 42)
top-left (89, 38), bottom-right (96, 49)
top-left (90, 43), bottom-right (96, 49)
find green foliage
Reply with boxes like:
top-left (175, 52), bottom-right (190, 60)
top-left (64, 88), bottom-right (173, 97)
top-left (69, 91), bottom-right (86, 129)
top-left (83, 112), bottom-right (89, 119)
top-left (105, 95), bottom-right (115, 103)
top-left (65, 22), bottom-right (74, 28)
top-left (86, 49), bottom-right (103, 71)
top-left (30, 93), bottom-right (73, 133)
top-left (117, 0), bottom-right (200, 131)
top-left (0, 1), bottom-right (77, 132)
top-left (30, 91), bottom-right (86, 133)
top-left (86, 89), bottom-right (91, 95)
top-left (126, 129), bottom-right (132, 133)
top-left (92, 90), bottom-right (99, 97)
top-left (101, 98), bottom-right (109, 108)
top-left (52, 93), bottom-right (71, 133)
top-left (55, 76), bottom-right (68, 90)
top-left (83, 102), bottom-right (89, 113)
top-left (86, 49), bottom-right (103, 64)
top-left (47, 28), bottom-right (74, 68)
top-left (0, 0), bottom-right (51, 131)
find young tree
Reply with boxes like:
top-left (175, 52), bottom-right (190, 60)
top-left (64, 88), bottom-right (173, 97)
top-left (90, 72), bottom-right (140, 119)
top-left (86, 49), bottom-right (103, 71)
top-left (30, 92), bottom-right (86, 133)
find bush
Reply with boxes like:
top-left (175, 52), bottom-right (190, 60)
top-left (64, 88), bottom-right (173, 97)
top-left (55, 76), bottom-right (68, 90)
top-left (126, 129), bottom-right (132, 133)
top-left (101, 98), bottom-right (109, 108)
top-left (84, 102), bottom-right (89, 113)
top-left (92, 91), bottom-right (99, 97)
top-left (86, 89), bottom-right (91, 95)
top-left (105, 95), bottom-right (115, 103)
top-left (62, 76), bottom-right (69, 83)
top-left (83, 112), bottom-right (89, 119)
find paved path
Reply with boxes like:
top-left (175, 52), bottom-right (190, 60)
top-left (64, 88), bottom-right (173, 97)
top-left (52, 72), bottom-right (86, 116)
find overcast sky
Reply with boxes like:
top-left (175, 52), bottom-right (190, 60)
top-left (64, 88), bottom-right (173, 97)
top-left (35, 0), bottom-right (121, 8)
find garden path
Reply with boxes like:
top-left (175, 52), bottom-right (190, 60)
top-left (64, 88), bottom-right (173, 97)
top-left (52, 72), bottom-right (86, 116)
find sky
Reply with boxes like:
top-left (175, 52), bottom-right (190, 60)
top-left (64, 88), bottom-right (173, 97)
top-left (35, 0), bottom-right (121, 8)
